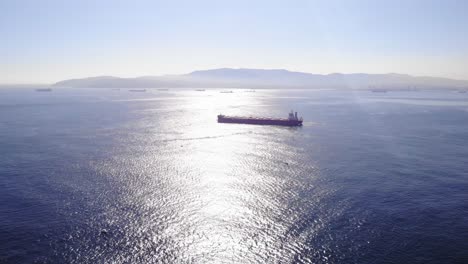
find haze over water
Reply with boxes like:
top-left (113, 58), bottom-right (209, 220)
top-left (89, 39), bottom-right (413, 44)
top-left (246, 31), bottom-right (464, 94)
top-left (0, 88), bottom-right (467, 263)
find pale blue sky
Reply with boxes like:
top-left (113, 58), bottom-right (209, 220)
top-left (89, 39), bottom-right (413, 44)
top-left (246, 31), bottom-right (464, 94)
top-left (1, 0), bottom-right (468, 83)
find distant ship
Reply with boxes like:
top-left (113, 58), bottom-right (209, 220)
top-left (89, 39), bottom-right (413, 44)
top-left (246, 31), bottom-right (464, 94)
top-left (35, 88), bottom-right (52, 92)
top-left (220, 90), bottom-right (233, 93)
top-left (129, 89), bottom-right (146, 92)
top-left (158, 89), bottom-right (169, 91)
top-left (371, 89), bottom-right (388, 93)
top-left (195, 89), bottom-right (205, 91)
top-left (218, 110), bottom-right (303, 126)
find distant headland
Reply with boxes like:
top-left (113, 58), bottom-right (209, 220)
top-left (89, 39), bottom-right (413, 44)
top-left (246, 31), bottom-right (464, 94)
top-left (53, 68), bottom-right (468, 90)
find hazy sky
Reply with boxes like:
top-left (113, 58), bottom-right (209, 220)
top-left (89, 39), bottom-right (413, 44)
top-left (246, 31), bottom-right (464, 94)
top-left (2, 0), bottom-right (468, 83)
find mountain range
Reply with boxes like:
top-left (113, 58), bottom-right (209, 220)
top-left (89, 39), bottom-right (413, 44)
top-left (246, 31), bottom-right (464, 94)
top-left (53, 68), bottom-right (468, 89)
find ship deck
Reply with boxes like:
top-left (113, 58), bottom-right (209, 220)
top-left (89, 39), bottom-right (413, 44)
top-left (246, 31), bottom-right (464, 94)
top-left (218, 115), bottom-right (300, 122)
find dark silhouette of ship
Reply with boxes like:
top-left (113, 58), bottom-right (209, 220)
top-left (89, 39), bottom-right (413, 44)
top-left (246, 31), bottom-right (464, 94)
top-left (129, 89), bottom-right (146, 92)
top-left (35, 88), bottom-right (52, 92)
top-left (218, 111), bottom-right (303, 126)
top-left (371, 89), bottom-right (388, 93)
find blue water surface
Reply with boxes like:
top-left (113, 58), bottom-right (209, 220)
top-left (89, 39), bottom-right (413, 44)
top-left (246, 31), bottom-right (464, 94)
top-left (0, 88), bottom-right (467, 263)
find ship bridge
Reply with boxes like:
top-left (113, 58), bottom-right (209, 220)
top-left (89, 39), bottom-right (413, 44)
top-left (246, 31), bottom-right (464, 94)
top-left (288, 110), bottom-right (302, 121)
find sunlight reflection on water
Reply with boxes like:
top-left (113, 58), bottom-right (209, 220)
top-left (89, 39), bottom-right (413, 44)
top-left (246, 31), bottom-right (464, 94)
top-left (83, 90), bottom-right (334, 262)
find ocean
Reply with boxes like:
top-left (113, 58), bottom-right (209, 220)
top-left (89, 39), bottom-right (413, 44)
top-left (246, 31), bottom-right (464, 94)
top-left (0, 88), bottom-right (467, 263)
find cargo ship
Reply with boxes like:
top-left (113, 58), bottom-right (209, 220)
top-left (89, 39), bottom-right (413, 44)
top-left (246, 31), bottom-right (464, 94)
top-left (35, 88), bottom-right (52, 92)
top-left (371, 89), bottom-right (387, 93)
top-left (218, 110), bottom-right (303, 126)
top-left (129, 89), bottom-right (146, 92)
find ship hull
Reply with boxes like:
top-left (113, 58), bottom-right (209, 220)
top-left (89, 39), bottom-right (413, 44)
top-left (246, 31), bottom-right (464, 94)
top-left (218, 116), bottom-right (302, 126)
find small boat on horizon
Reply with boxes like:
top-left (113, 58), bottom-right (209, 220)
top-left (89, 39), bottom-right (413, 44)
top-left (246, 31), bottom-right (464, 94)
top-left (129, 89), bottom-right (146, 92)
top-left (220, 90), bottom-right (233, 93)
top-left (371, 89), bottom-right (388, 93)
top-left (35, 88), bottom-right (52, 92)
